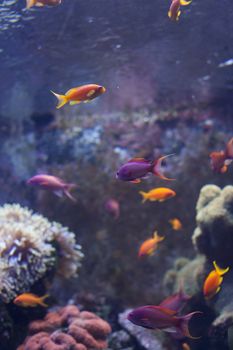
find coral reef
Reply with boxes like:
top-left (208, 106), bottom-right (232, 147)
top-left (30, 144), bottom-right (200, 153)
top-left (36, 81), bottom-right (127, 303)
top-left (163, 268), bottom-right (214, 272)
top-left (0, 204), bottom-right (83, 302)
top-left (163, 256), bottom-right (206, 297)
top-left (192, 185), bottom-right (233, 265)
top-left (17, 305), bottom-right (111, 350)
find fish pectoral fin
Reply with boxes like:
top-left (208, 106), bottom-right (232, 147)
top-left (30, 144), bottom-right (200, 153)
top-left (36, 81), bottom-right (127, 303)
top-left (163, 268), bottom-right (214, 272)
top-left (35, 2), bottom-right (45, 6)
top-left (69, 100), bottom-right (81, 105)
top-left (147, 248), bottom-right (155, 256)
top-left (130, 179), bottom-right (141, 184)
top-left (83, 99), bottom-right (92, 103)
top-left (54, 190), bottom-right (63, 198)
top-left (86, 89), bottom-right (96, 97)
top-left (163, 327), bottom-right (177, 333)
top-left (159, 199), bottom-right (165, 202)
top-left (159, 307), bottom-right (176, 316)
top-left (216, 286), bottom-right (221, 294)
top-left (180, 0), bottom-right (192, 5)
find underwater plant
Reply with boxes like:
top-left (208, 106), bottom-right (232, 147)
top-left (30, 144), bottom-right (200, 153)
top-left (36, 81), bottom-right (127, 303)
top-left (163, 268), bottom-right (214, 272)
top-left (17, 305), bottom-right (111, 350)
top-left (0, 204), bottom-right (83, 302)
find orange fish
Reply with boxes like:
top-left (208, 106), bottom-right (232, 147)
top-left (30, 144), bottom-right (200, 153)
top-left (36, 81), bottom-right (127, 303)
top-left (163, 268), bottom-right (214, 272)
top-left (138, 231), bottom-right (164, 258)
top-left (169, 218), bottom-right (182, 230)
top-left (139, 187), bottom-right (176, 203)
top-left (210, 138), bottom-right (233, 173)
top-left (203, 261), bottom-right (229, 299)
top-left (51, 84), bottom-right (106, 109)
top-left (14, 293), bottom-right (49, 307)
top-left (26, 0), bottom-right (61, 9)
top-left (168, 0), bottom-right (192, 21)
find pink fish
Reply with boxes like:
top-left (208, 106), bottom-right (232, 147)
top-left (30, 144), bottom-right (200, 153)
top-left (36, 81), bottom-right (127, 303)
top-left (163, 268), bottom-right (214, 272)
top-left (127, 305), bottom-right (201, 339)
top-left (159, 286), bottom-right (190, 313)
top-left (27, 174), bottom-right (77, 202)
top-left (105, 198), bottom-right (120, 219)
top-left (116, 154), bottom-right (175, 184)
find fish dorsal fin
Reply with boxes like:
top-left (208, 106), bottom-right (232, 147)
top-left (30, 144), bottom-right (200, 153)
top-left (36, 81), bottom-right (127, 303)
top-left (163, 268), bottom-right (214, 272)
top-left (213, 261), bottom-right (229, 276)
top-left (128, 157), bottom-right (148, 163)
top-left (66, 87), bottom-right (80, 95)
top-left (153, 231), bottom-right (165, 242)
top-left (130, 179), bottom-right (141, 184)
top-left (156, 306), bottom-right (177, 316)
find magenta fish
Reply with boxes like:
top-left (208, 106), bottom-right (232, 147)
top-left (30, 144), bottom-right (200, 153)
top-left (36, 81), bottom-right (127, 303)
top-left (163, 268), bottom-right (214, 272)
top-left (159, 287), bottom-right (191, 313)
top-left (27, 174), bottom-right (77, 202)
top-left (116, 155), bottom-right (174, 184)
top-left (105, 198), bottom-right (120, 219)
top-left (127, 305), bottom-right (201, 339)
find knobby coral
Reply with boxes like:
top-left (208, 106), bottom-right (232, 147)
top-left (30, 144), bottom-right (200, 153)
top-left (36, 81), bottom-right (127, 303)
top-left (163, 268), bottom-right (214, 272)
top-left (17, 305), bottom-right (112, 350)
top-left (192, 185), bottom-right (233, 265)
top-left (0, 204), bottom-right (83, 302)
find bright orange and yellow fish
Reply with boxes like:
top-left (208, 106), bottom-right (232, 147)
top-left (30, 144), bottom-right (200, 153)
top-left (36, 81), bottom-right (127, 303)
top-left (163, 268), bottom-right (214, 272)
top-left (139, 187), bottom-right (176, 203)
top-left (169, 218), bottom-right (182, 230)
top-left (13, 293), bottom-right (49, 307)
top-left (51, 84), bottom-right (106, 109)
top-left (203, 261), bottom-right (229, 299)
top-left (138, 231), bottom-right (164, 258)
top-left (168, 0), bottom-right (192, 21)
top-left (26, 0), bottom-right (61, 9)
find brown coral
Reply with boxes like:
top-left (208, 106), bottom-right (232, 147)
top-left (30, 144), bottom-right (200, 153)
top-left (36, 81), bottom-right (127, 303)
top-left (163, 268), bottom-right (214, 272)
top-left (17, 305), bottom-right (111, 350)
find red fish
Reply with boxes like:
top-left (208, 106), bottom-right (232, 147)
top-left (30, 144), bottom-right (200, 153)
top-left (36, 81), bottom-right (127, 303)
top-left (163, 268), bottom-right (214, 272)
top-left (27, 174), bottom-right (77, 202)
top-left (210, 138), bottom-right (233, 173)
top-left (105, 198), bottom-right (120, 219)
top-left (116, 154), bottom-right (175, 184)
top-left (51, 84), bottom-right (106, 109)
top-left (159, 285), bottom-right (190, 313)
top-left (127, 305), bottom-right (201, 339)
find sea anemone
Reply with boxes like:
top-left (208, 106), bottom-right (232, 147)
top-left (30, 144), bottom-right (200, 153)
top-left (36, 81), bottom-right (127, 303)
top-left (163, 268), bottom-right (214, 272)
top-left (0, 204), bottom-right (83, 302)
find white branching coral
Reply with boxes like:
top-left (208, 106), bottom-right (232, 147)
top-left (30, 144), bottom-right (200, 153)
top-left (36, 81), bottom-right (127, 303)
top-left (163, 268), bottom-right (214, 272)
top-left (0, 204), bottom-right (83, 302)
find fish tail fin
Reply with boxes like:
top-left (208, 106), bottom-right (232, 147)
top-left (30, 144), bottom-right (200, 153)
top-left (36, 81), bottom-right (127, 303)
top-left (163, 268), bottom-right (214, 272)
top-left (51, 90), bottom-right (68, 109)
top-left (152, 154), bottom-right (176, 181)
top-left (153, 231), bottom-right (165, 242)
top-left (180, 0), bottom-right (192, 5)
top-left (64, 184), bottom-right (77, 202)
top-left (26, 0), bottom-right (37, 9)
top-left (139, 191), bottom-right (148, 203)
top-left (213, 261), bottom-right (229, 276)
top-left (39, 294), bottom-right (49, 307)
top-left (178, 312), bottom-right (202, 339)
top-left (225, 138), bottom-right (233, 159)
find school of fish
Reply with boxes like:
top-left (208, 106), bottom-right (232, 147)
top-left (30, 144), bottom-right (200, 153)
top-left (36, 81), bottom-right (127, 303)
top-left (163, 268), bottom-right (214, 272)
top-left (6, 2), bottom-right (232, 348)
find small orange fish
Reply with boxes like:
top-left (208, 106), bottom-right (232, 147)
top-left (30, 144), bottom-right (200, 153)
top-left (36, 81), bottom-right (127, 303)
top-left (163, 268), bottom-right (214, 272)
top-left (169, 218), bottom-right (182, 230)
top-left (203, 261), bottom-right (229, 299)
top-left (26, 0), bottom-right (61, 9)
top-left (14, 293), bottom-right (49, 307)
top-left (210, 138), bottom-right (233, 173)
top-left (138, 231), bottom-right (165, 258)
top-left (139, 187), bottom-right (176, 203)
top-left (51, 84), bottom-right (106, 109)
top-left (168, 0), bottom-right (192, 21)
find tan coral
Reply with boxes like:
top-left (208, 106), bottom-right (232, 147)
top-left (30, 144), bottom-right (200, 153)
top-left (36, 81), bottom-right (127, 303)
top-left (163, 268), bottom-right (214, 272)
top-left (18, 305), bottom-right (111, 350)
top-left (0, 204), bottom-right (83, 302)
